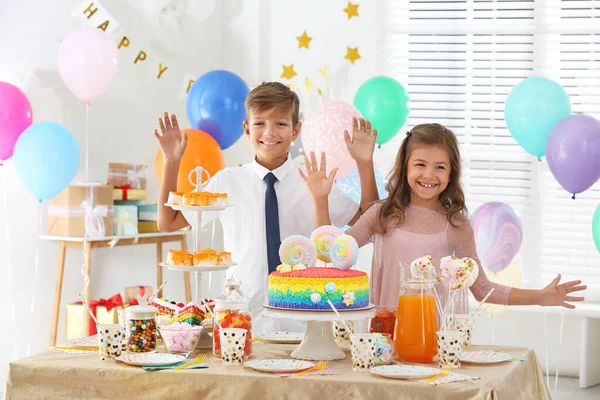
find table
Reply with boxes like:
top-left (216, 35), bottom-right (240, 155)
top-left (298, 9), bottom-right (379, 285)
top-left (5, 344), bottom-right (551, 399)
top-left (41, 232), bottom-right (192, 346)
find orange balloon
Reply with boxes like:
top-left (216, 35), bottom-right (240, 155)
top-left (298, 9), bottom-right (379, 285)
top-left (154, 129), bottom-right (225, 192)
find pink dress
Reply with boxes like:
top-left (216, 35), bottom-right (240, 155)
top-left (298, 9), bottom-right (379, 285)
top-left (346, 203), bottom-right (511, 313)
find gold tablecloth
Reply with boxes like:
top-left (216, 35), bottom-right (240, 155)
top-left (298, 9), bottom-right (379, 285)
top-left (6, 344), bottom-right (550, 400)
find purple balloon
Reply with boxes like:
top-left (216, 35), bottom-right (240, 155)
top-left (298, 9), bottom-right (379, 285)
top-left (546, 114), bottom-right (600, 198)
top-left (471, 202), bottom-right (523, 273)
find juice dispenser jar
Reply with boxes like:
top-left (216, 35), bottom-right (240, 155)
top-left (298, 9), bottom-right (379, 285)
top-left (394, 265), bottom-right (438, 363)
top-left (213, 278), bottom-right (252, 359)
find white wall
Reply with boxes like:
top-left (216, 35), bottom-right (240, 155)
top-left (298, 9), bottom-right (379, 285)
top-left (0, 0), bottom-right (590, 395)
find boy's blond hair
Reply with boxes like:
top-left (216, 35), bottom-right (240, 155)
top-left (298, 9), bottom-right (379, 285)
top-left (245, 82), bottom-right (300, 126)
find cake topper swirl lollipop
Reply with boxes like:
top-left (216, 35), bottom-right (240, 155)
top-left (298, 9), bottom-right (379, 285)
top-left (310, 225), bottom-right (343, 263)
top-left (279, 235), bottom-right (317, 267)
top-left (330, 234), bottom-right (359, 270)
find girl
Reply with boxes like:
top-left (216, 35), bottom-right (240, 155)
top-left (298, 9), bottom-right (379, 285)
top-left (300, 123), bottom-right (587, 313)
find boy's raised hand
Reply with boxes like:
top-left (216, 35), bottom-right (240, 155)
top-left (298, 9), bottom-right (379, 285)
top-left (299, 151), bottom-right (338, 201)
top-left (154, 112), bottom-right (187, 162)
top-left (344, 117), bottom-right (378, 163)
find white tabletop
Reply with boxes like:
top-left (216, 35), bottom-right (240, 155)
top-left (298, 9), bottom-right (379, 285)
top-left (39, 231), bottom-right (189, 242)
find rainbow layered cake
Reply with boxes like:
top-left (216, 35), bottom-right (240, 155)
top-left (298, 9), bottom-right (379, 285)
top-left (268, 268), bottom-right (369, 310)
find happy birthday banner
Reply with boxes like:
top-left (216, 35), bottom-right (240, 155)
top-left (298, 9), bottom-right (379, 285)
top-left (71, 1), bottom-right (196, 101)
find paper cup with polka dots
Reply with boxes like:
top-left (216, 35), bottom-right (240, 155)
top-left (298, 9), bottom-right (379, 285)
top-left (349, 333), bottom-right (378, 371)
top-left (333, 320), bottom-right (354, 342)
top-left (445, 314), bottom-right (473, 347)
top-left (97, 324), bottom-right (124, 360)
top-left (436, 330), bottom-right (464, 369)
top-left (219, 328), bottom-right (247, 366)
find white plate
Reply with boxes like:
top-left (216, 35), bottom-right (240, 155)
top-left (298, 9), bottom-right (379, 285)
top-left (116, 353), bottom-right (186, 367)
top-left (369, 365), bottom-right (443, 380)
top-left (243, 359), bottom-right (314, 373)
top-left (460, 351), bottom-right (513, 364)
top-left (161, 262), bottom-right (236, 272)
top-left (263, 304), bottom-right (375, 313)
top-left (165, 203), bottom-right (233, 212)
top-left (257, 332), bottom-right (304, 344)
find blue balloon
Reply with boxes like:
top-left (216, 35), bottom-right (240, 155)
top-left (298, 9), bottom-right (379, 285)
top-left (13, 121), bottom-right (79, 201)
top-left (186, 70), bottom-right (250, 150)
top-left (504, 77), bottom-right (571, 158)
top-left (336, 167), bottom-right (388, 204)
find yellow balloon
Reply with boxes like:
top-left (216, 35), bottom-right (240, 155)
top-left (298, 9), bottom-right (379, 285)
top-left (483, 259), bottom-right (523, 317)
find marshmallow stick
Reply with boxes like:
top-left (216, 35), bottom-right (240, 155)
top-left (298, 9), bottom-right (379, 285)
top-left (78, 293), bottom-right (99, 327)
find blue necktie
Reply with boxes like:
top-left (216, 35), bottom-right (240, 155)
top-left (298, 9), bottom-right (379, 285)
top-left (264, 172), bottom-right (281, 274)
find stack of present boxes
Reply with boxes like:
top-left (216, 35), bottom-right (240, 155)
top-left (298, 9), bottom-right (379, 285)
top-left (107, 162), bottom-right (150, 238)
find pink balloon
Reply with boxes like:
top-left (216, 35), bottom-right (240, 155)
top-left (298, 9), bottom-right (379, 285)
top-left (301, 101), bottom-right (362, 179)
top-left (57, 28), bottom-right (118, 104)
top-left (0, 82), bottom-right (33, 162)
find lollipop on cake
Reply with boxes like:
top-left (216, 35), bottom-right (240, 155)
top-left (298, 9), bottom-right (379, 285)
top-left (278, 235), bottom-right (317, 271)
top-left (330, 234), bottom-right (359, 270)
top-left (310, 225), bottom-right (344, 263)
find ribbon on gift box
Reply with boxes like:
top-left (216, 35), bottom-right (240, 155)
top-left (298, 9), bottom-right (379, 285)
top-left (109, 210), bottom-right (139, 247)
top-left (75, 293), bottom-right (124, 335)
top-left (80, 200), bottom-right (108, 238)
top-left (115, 184), bottom-right (133, 201)
top-left (108, 164), bottom-right (148, 190)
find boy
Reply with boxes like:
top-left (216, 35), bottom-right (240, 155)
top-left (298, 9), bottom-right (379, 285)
top-left (155, 82), bottom-right (378, 332)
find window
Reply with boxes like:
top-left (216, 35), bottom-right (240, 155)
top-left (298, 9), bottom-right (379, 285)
top-left (379, 0), bottom-right (600, 299)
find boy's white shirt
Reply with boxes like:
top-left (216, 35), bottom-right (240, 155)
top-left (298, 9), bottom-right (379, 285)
top-left (183, 154), bottom-right (359, 333)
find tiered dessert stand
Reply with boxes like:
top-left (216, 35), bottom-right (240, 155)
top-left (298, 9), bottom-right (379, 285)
top-left (263, 305), bottom-right (375, 361)
top-left (159, 167), bottom-right (237, 305)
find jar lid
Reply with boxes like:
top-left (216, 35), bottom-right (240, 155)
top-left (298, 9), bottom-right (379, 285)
top-left (215, 277), bottom-right (250, 311)
top-left (126, 295), bottom-right (157, 314)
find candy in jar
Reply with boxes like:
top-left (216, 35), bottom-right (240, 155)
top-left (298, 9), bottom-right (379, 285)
top-left (213, 278), bottom-right (252, 358)
top-left (125, 295), bottom-right (158, 353)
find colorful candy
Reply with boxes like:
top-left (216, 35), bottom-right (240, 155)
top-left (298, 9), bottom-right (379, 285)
top-left (310, 225), bottom-right (343, 263)
top-left (159, 322), bottom-right (203, 354)
top-left (126, 318), bottom-right (157, 353)
top-left (213, 310), bottom-right (252, 358)
top-left (279, 235), bottom-right (317, 266)
top-left (410, 255), bottom-right (436, 280)
top-left (330, 234), bottom-right (359, 270)
top-left (370, 309), bottom-right (397, 336)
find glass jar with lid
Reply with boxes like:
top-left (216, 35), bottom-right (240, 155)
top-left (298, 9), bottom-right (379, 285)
top-left (213, 278), bottom-right (252, 359)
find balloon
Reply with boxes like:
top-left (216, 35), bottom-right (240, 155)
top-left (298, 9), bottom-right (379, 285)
top-left (353, 76), bottom-right (409, 145)
top-left (471, 202), bottom-right (523, 273)
top-left (154, 129), bottom-right (225, 193)
top-left (593, 204), bottom-right (600, 254)
top-left (301, 101), bottom-right (361, 179)
top-left (336, 166), bottom-right (388, 203)
top-left (13, 122), bottom-right (80, 201)
top-left (504, 77), bottom-right (571, 158)
top-left (0, 82), bottom-right (33, 161)
top-left (57, 28), bottom-right (118, 104)
top-left (186, 70), bottom-right (250, 150)
top-left (484, 259), bottom-right (523, 317)
top-left (546, 114), bottom-right (600, 198)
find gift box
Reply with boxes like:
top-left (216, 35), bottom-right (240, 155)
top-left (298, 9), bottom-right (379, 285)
top-left (115, 200), bottom-right (145, 206)
top-left (113, 187), bottom-right (147, 201)
top-left (48, 185), bottom-right (114, 238)
top-left (139, 204), bottom-right (158, 221)
top-left (107, 162), bottom-right (148, 190)
top-left (125, 286), bottom-right (153, 304)
top-left (113, 205), bottom-right (139, 236)
top-left (66, 294), bottom-right (124, 338)
top-left (138, 220), bottom-right (160, 233)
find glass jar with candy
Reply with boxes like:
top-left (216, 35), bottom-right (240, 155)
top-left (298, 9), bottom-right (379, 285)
top-left (213, 278), bottom-right (252, 358)
top-left (125, 297), bottom-right (158, 353)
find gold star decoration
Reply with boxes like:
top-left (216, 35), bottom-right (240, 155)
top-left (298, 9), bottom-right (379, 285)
top-left (319, 66), bottom-right (328, 80)
top-left (318, 88), bottom-right (323, 96)
top-left (344, 47), bottom-right (361, 64)
top-left (343, 1), bottom-right (360, 19)
top-left (305, 77), bottom-right (314, 92)
top-left (296, 30), bottom-right (312, 49)
top-left (281, 64), bottom-right (298, 80)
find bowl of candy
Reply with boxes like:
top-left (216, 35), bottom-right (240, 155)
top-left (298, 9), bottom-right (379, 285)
top-left (375, 333), bottom-right (395, 365)
top-left (158, 323), bottom-right (204, 356)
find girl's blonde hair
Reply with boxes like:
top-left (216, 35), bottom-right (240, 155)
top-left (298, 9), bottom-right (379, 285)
top-left (376, 123), bottom-right (467, 233)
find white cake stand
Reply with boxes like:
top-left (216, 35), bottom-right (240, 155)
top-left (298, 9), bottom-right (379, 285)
top-left (163, 167), bottom-right (235, 304)
top-left (262, 305), bottom-right (375, 361)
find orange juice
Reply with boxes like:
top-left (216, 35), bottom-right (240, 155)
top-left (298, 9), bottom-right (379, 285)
top-left (394, 293), bottom-right (438, 363)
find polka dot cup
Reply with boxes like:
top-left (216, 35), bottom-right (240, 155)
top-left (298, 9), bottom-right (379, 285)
top-left (333, 320), bottom-right (354, 342)
top-left (97, 324), bottom-right (123, 360)
top-left (436, 330), bottom-right (464, 369)
top-left (445, 314), bottom-right (473, 347)
top-left (349, 333), bottom-right (378, 371)
top-left (219, 328), bottom-right (248, 366)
